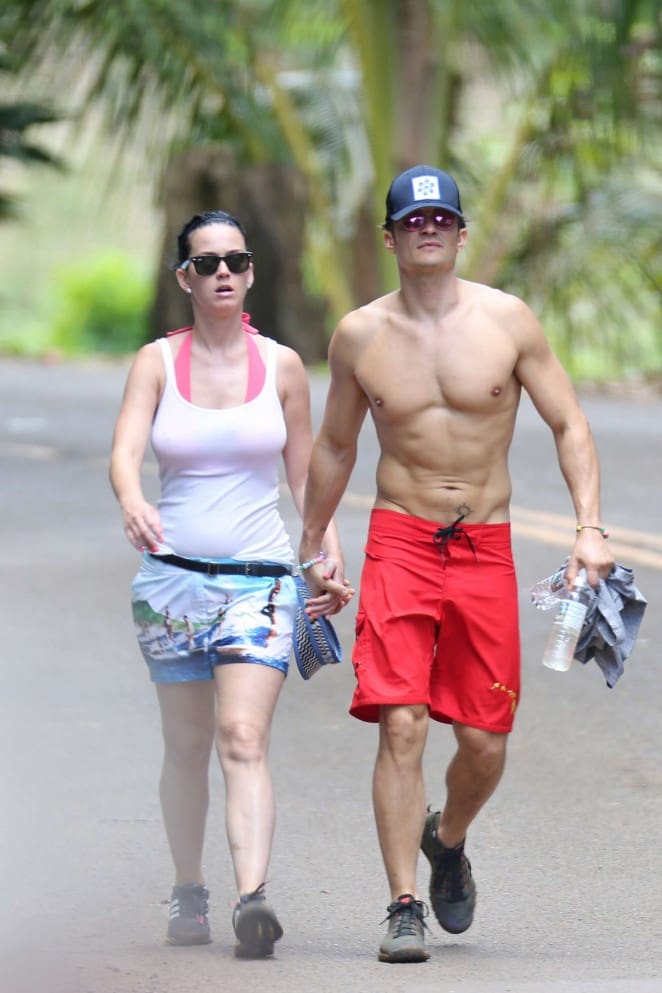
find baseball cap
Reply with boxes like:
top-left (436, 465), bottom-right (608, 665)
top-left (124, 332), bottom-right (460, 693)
top-left (385, 165), bottom-right (465, 225)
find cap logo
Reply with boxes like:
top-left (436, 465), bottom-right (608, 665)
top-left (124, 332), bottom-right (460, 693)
top-left (412, 176), bottom-right (440, 201)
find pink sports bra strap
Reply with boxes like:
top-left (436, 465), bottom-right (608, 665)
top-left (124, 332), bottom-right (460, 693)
top-left (172, 329), bottom-right (265, 403)
top-left (244, 330), bottom-right (266, 402)
top-left (174, 329), bottom-right (193, 402)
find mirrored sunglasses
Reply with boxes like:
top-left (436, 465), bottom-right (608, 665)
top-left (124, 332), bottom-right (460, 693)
top-left (181, 251), bottom-right (253, 276)
top-left (400, 212), bottom-right (457, 232)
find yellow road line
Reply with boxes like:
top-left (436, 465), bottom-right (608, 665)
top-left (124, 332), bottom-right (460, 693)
top-left (511, 505), bottom-right (662, 552)
top-left (336, 492), bottom-right (662, 570)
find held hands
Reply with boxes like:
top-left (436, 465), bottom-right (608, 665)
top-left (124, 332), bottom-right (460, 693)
top-left (565, 527), bottom-right (615, 589)
top-left (121, 498), bottom-right (164, 553)
top-left (299, 553), bottom-right (355, 619)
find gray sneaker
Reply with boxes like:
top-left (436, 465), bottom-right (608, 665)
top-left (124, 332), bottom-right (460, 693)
top-left (166, 883), bottom-right (212, 945)
top-left (378, 894), bottom-right (430, 963)
top-left (421, 810), bottom-right (476, 934)
top-left (232, 883), bottom-right (283, 959)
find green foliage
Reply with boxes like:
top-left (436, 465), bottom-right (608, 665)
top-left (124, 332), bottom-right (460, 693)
top-left (0, 101), bottom-right (64, 217)
top-left (49, 251), bottom-right (151, 355)
top-left (2, 0), bottom-right (661, 373)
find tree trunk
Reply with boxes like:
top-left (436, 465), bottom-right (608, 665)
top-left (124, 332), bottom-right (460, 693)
top-left (149, 146), bottom-right (329, 363)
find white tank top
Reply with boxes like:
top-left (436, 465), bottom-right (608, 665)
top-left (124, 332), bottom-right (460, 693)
top-left (151, 336), bottom-right (294, 564)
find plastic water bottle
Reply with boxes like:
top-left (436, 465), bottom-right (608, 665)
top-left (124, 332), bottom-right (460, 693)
top-left (530, 566), bottom-right (568, 610)
top-left (542, 571), bottom-right (592, 672)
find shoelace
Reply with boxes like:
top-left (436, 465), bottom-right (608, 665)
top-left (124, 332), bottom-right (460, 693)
top-left (238, 882), bottom-right (267, 906)
top-left (233, 882), bottom-right (267, 932)
top-left (171, 885), bottom-right (209, 920)
top-left (433, 512), bottom-right (477, 560)
top-left (381, 896), bottom-right (429, 936)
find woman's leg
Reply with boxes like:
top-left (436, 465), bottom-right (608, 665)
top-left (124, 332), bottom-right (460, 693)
top-left (214, 663), bottom-right (285, 894)
top-left (156, 680), bottom-right (216, 885)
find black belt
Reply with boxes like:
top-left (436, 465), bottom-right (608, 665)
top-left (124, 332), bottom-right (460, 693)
top-left (149, 554), bottom-right (291, 578)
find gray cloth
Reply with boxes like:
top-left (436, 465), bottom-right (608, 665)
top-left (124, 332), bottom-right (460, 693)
top-left (572, 563), bottom-right (647, 687)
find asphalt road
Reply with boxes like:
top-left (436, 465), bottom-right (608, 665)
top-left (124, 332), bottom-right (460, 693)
top-left (1, 357), bottom-right (661, 993)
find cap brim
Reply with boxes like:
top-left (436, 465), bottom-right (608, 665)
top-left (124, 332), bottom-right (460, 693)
top-left (389, 202), bottom-right (464, 222)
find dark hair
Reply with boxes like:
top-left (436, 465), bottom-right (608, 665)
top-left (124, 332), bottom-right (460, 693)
top-left (174, 210), bottom-right (247, 267)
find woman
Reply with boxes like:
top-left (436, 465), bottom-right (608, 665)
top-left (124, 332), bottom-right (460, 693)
top-left (110, 210), bottom-right (348, 958)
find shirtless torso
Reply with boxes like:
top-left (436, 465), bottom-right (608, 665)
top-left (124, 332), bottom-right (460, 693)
top-left (348, 281), bottom-right (524, 524)
top-left (302, 197), bottom-right (612, 586)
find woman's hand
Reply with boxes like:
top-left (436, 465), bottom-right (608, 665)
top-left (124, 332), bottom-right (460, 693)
top-left (121, 498), bottom-right (164, 553)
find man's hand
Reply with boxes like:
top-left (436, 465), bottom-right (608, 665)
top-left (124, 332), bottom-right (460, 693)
top-left (566, 530), bottom-right (615, 588)
top-left (300, 555), bottom-right (355, 618)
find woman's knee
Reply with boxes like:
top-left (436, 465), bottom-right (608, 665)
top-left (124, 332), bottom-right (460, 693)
top-left (163, 726), bottom-right (214, 771)
top-left (216, 719), bottom-right (268, 766)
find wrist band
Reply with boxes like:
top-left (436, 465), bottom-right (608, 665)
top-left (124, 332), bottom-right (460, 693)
top-left (298, 552), bottom-right (327, 572)
top-left (576, 524), bottom-right (609, 538)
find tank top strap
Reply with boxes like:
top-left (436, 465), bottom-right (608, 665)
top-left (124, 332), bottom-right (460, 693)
top-left (158, 336), bottom-right (177, 390)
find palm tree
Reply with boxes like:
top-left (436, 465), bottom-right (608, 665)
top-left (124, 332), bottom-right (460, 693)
top-left (4, 0), bottom-right (661, 371)
top-left (0, 52), bottom-right (63, 217)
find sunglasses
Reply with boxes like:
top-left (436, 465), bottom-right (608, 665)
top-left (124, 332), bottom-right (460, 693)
top-left (181, 251), bottom-right (253, 276)
top-left (400, 212), bottom-right (458, 232)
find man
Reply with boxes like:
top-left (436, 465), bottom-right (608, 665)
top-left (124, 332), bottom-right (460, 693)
top-left (299, 164), bottom-right (614, 963)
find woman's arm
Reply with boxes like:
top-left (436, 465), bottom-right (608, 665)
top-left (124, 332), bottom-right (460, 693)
top-left (109, 342), bottom-right (165, 552)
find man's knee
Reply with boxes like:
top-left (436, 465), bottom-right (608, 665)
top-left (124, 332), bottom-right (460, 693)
top-left (454, 724), bottom-right (508, 776)
top-left (378, 704), bottom-right (429, 758)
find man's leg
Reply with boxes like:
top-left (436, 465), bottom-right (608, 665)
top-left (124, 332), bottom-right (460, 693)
top-left (439, 723), bottom-right (507, 847)
top-left (374, 704), bottom-right (431, 963)
top-left (422, 722), bottom-right (507, 934)
top-left (374, 703), bottom-right (430, 897)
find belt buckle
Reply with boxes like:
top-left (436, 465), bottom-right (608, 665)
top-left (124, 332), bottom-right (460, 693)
top-left (206, 561), bottom-right (219, 576)
top-left (244, 562), bottom-right (257, 576)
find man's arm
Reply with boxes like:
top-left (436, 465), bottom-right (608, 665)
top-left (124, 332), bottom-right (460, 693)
top-left (276, 343), bottom-right (348, 615)
top-left (511, 297), bottom-right (614, 587)
top-left (300, 313), bottom-right (370, 597)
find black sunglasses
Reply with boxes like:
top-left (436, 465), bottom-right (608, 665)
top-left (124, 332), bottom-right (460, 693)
top-left (181, 251), bottom-right (253, 276)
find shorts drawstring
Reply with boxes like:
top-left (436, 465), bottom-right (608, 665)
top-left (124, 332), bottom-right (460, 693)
top-left (433, 513), bottom-right (478, 561)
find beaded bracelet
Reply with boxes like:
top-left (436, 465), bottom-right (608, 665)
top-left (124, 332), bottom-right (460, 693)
top-left (298, 552), bottom-right (327, 572)
top-left (576, 524), bottom-right (609, 538)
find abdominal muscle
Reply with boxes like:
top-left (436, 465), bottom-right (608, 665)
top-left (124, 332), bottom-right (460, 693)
top-left (372, 410), bottom-right (515, 525)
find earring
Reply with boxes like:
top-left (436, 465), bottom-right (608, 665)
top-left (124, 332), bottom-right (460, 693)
top-left (185, 288), bottom-right (192, 294)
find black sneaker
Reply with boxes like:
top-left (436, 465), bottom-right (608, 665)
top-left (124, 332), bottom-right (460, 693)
top-left (232, 883), bottom-right (283, 959)
top-left (166, 883), bottom-right (211, 945)
top-left (421, 810), bottom-right (476, 934)
top-left (378, 894), bottom-right (430, 963)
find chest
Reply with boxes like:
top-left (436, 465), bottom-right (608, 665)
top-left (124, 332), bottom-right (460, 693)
top-left (355, 320), bottom-right (519, 420)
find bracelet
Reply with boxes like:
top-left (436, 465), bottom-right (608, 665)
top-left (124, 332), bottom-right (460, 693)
top-left (576, 524), bottom-right (609, 538)
top-left (298, 552), bottom-right (327, 572)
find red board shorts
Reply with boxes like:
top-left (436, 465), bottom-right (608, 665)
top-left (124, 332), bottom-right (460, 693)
top-left (350, 509), bottom-right (521, 733)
